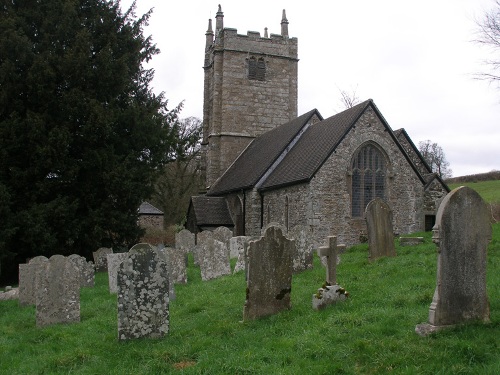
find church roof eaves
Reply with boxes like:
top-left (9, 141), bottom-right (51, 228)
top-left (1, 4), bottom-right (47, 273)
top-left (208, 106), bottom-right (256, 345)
top-left (207, 109), bottom-right (322, 196)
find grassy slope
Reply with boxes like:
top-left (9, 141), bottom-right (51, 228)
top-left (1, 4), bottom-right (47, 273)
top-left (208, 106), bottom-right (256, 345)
top-left (448, 180), bottom-right (500, 203)
top-left (1, 224), bottom-right (499, 374)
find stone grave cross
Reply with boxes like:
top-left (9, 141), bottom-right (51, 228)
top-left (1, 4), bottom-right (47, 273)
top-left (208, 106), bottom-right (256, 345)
top-left (317, 236), bottom-right (338, 284)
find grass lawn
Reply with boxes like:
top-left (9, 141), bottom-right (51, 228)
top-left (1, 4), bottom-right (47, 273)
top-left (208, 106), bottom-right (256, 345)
top-left (1, 223), bottom-right (499, 374)
top-left (448, 180), bottom-right (500, 203)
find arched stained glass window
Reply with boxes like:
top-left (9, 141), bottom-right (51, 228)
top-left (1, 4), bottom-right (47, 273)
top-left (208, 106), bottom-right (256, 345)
top-left (351, 144), bottom-right (386, 217)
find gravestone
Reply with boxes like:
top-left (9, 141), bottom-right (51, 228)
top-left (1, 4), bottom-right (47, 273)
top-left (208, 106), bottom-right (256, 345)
top-left (130, 243), bottom-right (154, 252)
top-left (35, 255), bottom-right (80, 327)
top-left (318, 236), bottom-right (338, 285)
top-left (175, 229), bottom-right (194, 266)
top-left (18, 256), bottom-right (50, 306)
top-left (93, 247), bottom-right (113, 272)
top-left (162, 246), bottom-right (187, 284)
top-left (213, 226), bottom-right (232, 253)
top-left (288, 225), bottom-right (314, 273)
top-left (261, 222), bottom-right (287, 236)
top-left (312, 236), bottom-right (349, 310)
top-left (107, 252), bottom-right (129, 293)
top-left (231, 236), bottom-right (252, 273)
top-left (365, 198), bottom-right (396, 261)
top-left (154, 248), bottom-right (176, 300)
top-left (416, 186), bottom-right (491, 336)
top-left (194, 230), bottom-right (212, 265)
top-left (68, 254), bottom-right (95, 287)
top-left (198, 237), bottom-right (231, 281)
top-left (117, 247), bottom-right (170, 340)
top-left (176, 229), bottom-right (195, 253)
top-left (243, 226), bottom-right (294, 320)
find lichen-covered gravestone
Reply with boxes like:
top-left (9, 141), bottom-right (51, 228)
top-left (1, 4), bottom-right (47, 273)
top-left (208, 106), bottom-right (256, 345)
top-left (198, 237), bottom-right (231, 281)
top-left (107, 252), bottom-right (129, 293)
top-left (18, 256), bottom-right (49, 306)
top-left (68, 254), bottom-right (95, 287)
top-left (93, 247), bottom-right (113, 272)
top-left (416, 186), bottom-right (491, 336)
top-left (117, 246), bottom-right (170, 340)
top-left (365, 198), bottom-right (396, 261)
top-left (35, 255), bottom-right (80, 327)
top-left (162, 246), bottom-right (187, 284)
top-left (243, 226), bottom-right (294, 320)
top-left (288, 225), bottom-right (314, 273)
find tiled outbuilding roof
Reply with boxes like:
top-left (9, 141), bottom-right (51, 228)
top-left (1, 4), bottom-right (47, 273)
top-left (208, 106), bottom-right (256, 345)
top-left (207, 109), bottom-right (322, 196)
top-left (138, 201), bottom-right (163, 215)
top-left (189, 196), bottom-right (233, 226)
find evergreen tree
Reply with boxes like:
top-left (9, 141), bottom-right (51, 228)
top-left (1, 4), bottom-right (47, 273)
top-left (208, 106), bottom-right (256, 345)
top-left (0, 0), bottom-right (177, 282)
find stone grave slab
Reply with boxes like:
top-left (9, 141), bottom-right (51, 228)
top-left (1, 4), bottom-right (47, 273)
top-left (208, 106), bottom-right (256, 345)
top-left (243, 226), bottom-right (294, 320)
top-left (199, 238), bottom-right (231, 281)
top-left (416, 186), bottom-right (491, 336)
top-left (107, 252), bottom-right (129, 293)
top-left (365, 198), bottom-right (396, 261)
top-left (117, 247), bottom-right (169, 340)
top-left (35, 255), bottom-right (80, 327)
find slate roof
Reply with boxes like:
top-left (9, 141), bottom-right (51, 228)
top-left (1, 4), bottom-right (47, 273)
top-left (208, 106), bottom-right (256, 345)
top-left (208, 109), bottom-right (321, 195)
top-left (189, 196), bottom-right (233, 226)
top-left (207, 98), bottom-right (430, 196)
top-left (259, 100), bottom-right (371, 190)
top-left (138, 201), bottom-right (163, 215)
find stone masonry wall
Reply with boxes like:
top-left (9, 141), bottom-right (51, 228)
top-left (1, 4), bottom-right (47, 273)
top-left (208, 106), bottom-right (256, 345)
top-left (204, 27), bottom-right (298, 187)
top-left (261, 107), bottom-right (425, 247)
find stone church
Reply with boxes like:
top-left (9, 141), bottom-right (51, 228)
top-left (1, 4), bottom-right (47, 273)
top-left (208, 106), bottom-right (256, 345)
top-left (186, 6), bottom-right (449, 247)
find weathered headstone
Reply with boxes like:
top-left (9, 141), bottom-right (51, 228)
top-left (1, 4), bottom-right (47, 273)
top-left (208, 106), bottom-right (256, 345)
top-left (19, 256), bottom-right (49, 306)
top-left (231, 236), bottom-right (252, 273)
top-left (213, 226), bottom-right (232, 253)
top-left (154, 248), bottom-right (176, 300)
top-left (365, 198), bottom-right (396, 261)
top-left (107, 252), bottom-right (129, 293)
top-left (68, 254), bottom-right (95, 287)
top-left (416, 186), bottom-right (491, 336)
top-left (198, 238), bottom-right (231, 281)
top-left (261, 222), bottom-right (287, 236)
top-left (35, 255), bottom-right (80, 327)
top-left (288, 225), bottom-right (314, 272)
top-left (194, 230), bottom-right (212, 265)
top-left (175, 229), bottom-right (194, 266)
top-left (243, 226), bottom-right (294, 320)
top-left (117, 247), bottom-right (170, 340)
top-left (93, 247), bottom-right (113, 272)
top-left (130, 243), bottom-right (154, 252)
top-left (162, 246), bottom-right (187, 284)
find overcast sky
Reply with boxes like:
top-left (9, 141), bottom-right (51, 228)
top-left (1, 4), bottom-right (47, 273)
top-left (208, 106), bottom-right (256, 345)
top-left (121, 0), bottom-right (499, 178)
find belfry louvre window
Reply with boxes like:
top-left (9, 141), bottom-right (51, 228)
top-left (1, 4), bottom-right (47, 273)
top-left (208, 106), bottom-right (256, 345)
top-left (351, 144), bottom-right (386, 217)
top-left (248, 57), bottom-right (265, 81)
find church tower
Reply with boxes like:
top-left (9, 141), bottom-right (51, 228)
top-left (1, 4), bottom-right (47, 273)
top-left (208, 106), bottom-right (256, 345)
top-left (202, 6), bottom-right (298, 189)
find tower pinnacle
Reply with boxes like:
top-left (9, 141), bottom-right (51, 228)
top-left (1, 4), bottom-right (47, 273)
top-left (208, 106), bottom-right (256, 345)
top-left (215, 5), bottom-right (224, 34)
top-left (281, 9), bottom-right (289, 37)
top-left (206, 18), bottom-right (214, 48)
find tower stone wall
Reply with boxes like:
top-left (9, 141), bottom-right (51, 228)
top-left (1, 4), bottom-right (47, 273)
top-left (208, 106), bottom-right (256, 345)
top-left (202, 6), bottom-right (298, 188)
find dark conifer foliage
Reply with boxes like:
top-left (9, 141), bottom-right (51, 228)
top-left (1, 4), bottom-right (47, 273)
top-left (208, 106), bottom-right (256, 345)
top-left (0, 0), bottom-right (178, 282)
